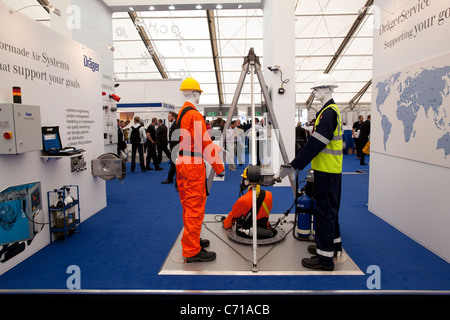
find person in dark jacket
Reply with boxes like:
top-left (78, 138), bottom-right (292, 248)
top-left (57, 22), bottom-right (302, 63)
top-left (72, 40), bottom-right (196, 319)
top-left (156, 119), bottom-right (170, 166)
top-left (162, 113), bottom-right (177, 184)
top-left (359, 115), bottom-right (371, 165)
top-left (352, 115), bottom-right (364, 159)
top-left (117, 119), bottom-right (127, 158)
top-left (295, 123), bottom-right (310, 155)
top-left (146, 118), bottom-right (162, 171)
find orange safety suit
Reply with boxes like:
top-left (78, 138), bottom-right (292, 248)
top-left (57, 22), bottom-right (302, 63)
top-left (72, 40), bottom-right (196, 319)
top-left (222, 186), bottom-right (273, 230)
top-left (176, 101), bottom-right (224, 258)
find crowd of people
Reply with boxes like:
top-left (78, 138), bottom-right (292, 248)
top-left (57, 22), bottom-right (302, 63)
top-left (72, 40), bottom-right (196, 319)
top-left (117, 111), bottom-right (370, 181)
top-left (116, 112), bottom-right (178, 183)
top-left (117, 115), bottom-right (272, 175)
top-left (295, 114), bottom-right (371, 166)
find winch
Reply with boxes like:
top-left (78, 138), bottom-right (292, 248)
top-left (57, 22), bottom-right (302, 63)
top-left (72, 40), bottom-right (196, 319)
top-left (91, 153), bottom-right (126, 182)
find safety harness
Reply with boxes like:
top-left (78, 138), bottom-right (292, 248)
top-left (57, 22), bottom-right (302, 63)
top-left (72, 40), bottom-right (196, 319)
top-left (174, 105), bottom-right (200, 157)
top-left (237, 186), bottom-right (269, 229)
top-left (175, 104), bottom-right (210, 196)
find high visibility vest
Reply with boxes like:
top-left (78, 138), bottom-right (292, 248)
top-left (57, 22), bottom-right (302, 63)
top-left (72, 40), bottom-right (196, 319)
top-left (311, 104), bottom-right (343, 174)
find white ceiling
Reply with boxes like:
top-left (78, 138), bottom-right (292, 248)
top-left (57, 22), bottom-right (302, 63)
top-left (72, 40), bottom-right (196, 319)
top-left (2, 0), bottom-right (374, 107)
top-left (112, 0), bottom-right (374, 106)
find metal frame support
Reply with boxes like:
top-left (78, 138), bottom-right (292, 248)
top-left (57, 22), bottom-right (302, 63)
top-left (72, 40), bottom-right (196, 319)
top-left (206, 10), bottom-right (224, 107)
top-left (207, 48), bottom-right (296, 197)
top-left (305, 0), bottom-right (374, 109)
top-left (250, 60), bottom-right (258, 272)
top-left (128, 11), bottom-right (168, 79)
top-left (349, 79), bottom-right (372, 110)
top-left (206, 48), bottom-right (296, 272)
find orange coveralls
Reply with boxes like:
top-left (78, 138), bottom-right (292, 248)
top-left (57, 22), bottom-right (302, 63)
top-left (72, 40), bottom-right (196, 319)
top-left (176, 101), bottom-right (224, 258)
top-left (222, 187), bottom-right (273, 230)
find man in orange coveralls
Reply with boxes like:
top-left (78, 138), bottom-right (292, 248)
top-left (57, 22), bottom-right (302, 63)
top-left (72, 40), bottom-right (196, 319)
top-left (221, 166), bottom-right (276, 239)
top-left (176, 77), bottom-right (225, 263)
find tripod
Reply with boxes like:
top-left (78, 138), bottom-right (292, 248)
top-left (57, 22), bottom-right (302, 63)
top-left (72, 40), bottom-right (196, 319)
top-left (206, 48), bottom-right (296, 272)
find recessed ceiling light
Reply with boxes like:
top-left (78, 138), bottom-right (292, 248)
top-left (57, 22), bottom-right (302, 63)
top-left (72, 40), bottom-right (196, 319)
top-left (196, 5), bottom-right (202, 9)
top-left (169, 5), bottom-right (175, 10)
top-left (216, 4), bottom-right (223, 9)
top-left (149, 6), bottom-right (155, 10)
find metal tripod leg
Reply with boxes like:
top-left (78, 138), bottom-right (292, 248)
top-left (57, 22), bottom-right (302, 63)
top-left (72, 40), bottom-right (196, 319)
top-left (206, 58), bottom-right (249, 194)
top-left (250, 60), bottom-right (258, 272)
top-left (254, 59), bottom-right (297, 197)
top-left (205, 48), bottom-right (295, 272)
top-left (206, 48), bottom-right (296, 195)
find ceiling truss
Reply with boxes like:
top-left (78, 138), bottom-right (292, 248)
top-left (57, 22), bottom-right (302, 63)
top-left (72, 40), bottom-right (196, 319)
top-left (111, 2), bottom-right (374, 108)
top-left (206, 9), bottom-right (224, 107)
top-left (305, 0), bottom-right (374, 110)
top-left (128, 11), bottom-right (168, 79)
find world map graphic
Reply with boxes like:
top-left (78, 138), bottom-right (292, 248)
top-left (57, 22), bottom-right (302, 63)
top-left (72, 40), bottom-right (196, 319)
top-left (375, 63), bottom-right (450, 161)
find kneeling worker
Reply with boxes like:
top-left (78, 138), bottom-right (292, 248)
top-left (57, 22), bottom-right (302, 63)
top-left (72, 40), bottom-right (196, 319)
top-left (222, 167), bottom-right (276, 239)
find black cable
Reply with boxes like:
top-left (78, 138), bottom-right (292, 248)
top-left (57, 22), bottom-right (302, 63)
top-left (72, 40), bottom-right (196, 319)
top-left (279, 70), bottom-right (290, 88)
top-left (270, 170), bottom-right (306, 229)
top-left (23, 210), bottom-right (50, 225)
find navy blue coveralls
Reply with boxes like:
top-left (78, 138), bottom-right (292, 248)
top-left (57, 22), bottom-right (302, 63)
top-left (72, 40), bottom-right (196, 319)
top-left (290, 99), bottom-right (342, 268)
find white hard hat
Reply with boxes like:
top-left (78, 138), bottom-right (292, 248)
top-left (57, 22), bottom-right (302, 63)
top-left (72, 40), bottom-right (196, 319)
top-left (311, 73), bottom-right (338, 89)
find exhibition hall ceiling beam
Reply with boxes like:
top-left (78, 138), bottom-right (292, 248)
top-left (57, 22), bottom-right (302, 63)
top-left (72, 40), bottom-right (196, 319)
top-left (348, 79), bottom-right (372, 110)
top-left (128, 11), bottom-right (168, 79)
top-left (206, 9), bottom-right (224, 106)
top-left (36, 0), bottom-right (50, 13)
top-left (305, 0), bottom-right (374, 109)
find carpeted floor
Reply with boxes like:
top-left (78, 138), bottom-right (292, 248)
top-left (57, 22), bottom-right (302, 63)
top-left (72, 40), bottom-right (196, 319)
top-left (1, 154), bottom-right (450, 293)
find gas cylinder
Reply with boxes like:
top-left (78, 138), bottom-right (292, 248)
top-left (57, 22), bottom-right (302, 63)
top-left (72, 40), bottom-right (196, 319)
top-left (296, 193), bottom-right (312, 238)
top-left (65, 195), bottom-right (75, 224)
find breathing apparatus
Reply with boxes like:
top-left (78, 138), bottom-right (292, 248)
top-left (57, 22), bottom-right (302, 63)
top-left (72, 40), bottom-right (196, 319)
top-left (52, 186), bottom-right (76, 224)
top-left (272, 168), bottom-right (316, 242)
top-left (239, 166), bottom-right (252, 196)
top-left (239, 165), bottom-right (282, 195)
top-left (232, 166), bottom-right (281, 239)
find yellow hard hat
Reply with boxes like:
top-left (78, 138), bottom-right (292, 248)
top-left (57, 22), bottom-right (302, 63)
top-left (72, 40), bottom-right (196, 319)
top-left (241, 166), bottom-right (249, 179)
top-left (179, 77), bottom-right (203, 93)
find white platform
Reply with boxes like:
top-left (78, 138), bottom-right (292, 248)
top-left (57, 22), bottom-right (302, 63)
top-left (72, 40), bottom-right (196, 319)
top-left (159, 214), bottom-right (363, 276)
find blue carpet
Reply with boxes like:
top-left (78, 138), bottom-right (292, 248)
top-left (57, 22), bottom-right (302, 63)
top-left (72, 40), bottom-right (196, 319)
top-left (1, 154), bottom-right (450, 292)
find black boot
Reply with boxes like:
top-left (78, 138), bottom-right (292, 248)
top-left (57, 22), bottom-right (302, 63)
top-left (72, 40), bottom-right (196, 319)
top-left (200, 238), bottom-right (210, 248)
top-left (185, 249), bottom-right (216, 263)
top-left (301, 255), bottom-right (334, 271)
top-left (307, 245), bottom-right (316, 255)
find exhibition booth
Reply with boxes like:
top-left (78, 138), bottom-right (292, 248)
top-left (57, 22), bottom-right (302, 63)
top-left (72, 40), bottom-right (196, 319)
top-left (1, 0), bottom-right (450, 305)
